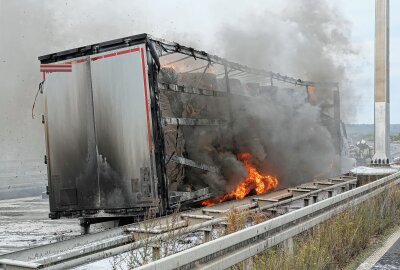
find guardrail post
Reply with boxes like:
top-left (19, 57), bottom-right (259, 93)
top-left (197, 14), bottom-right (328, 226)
top-left (242, 256), bottom-right (254, 270)
top-left (328, 190), bottom-right (333, 198)
top-left (80, 219), bottom-right (90, 235)
top-left (151, 243), bottom-right (161, 261)
top-left (283, 237), bottom-right (294, 256)
top-left (304, 198), bottom-right (310, 206)
top-left (220, 223), bottom-right (228, 234)
top-left (203, 226), bottom-right (212, 243)
top-left (312, 195), bottom-right (318, 204)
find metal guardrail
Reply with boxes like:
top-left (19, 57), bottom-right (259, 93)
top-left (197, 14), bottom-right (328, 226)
top-left (137, 171), bottom-right (400, 270)
top-left (0, 176), bottom-right (357, 270)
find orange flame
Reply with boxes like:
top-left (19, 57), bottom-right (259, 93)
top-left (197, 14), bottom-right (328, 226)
top-left (201, 153), bottom-right (279, 206)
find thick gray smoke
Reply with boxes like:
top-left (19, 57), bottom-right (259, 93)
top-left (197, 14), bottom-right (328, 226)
top-left (212, 0), bottom-right (357, 123)
top-left (231, 89), bottom-right (337, 188)
top-left (166, 0), bottom-right (356, 193)
top-left (207, 0), bottom-right (357, 190)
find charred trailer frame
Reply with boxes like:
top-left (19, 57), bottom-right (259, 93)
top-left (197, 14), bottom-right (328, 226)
top-left (39, 33), bottom-right (341, 221)
top-left (40, 34), bottom-right (170, 220)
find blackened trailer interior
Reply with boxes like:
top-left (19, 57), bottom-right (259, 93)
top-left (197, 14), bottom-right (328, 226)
top-left (39, 33), bottom-right (341, 222)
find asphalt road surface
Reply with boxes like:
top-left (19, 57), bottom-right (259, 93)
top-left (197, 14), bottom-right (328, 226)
top-left (372, 237), bottom-right (400, 269)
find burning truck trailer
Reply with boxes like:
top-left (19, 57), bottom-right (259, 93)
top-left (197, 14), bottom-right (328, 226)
top-left (38, 33), bottom-right (343, 229)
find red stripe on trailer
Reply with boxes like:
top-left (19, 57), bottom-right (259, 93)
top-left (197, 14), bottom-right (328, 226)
top-left (40, 68), bottom-right (72, 71)
top-left (91, 55), bottom-right (104, 61)
top-left (40, 67), bottom-right (73, 70)
top-left (117, 49), bottom-right (131, 55)
top-left (40, 69), bottom-right (72, 72)
top-left (76, 59), bottom-right (87, 63)
top-left (140, 47), bottom-right (152, 154)
top-left (91, 47), bottom-right (141, 61)
top-left (104, 52), bottom-right (117, 58)
top-left (40, 64), bottom-right (72, 68)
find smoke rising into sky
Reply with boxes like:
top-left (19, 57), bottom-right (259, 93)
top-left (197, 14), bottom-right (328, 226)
top-left (213, 0), bottom-right (358, 123)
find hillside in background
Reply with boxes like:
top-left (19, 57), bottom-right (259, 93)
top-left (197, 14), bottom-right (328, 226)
top-left (346, 124), bottom-right (400, 135)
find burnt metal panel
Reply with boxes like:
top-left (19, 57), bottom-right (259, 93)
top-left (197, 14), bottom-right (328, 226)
top-left (60, 188), bottom-right (78, 206)
top-left (39, 33), bottom-right (148, 64)
top-left (89, 45), bottom-right (158, 208)
top-left (44, 58), bottom-right (99, 212)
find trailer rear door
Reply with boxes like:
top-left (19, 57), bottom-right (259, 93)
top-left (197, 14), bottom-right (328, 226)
top-left (43, 44), bottom-right (158, 215)
top-left (89, 45), bottom-right (157, 208)
top-left (43, 57), bottom-right (99, 212)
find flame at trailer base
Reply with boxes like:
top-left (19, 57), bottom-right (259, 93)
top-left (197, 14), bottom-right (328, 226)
top-left (201, 152), bottom-right (279, 206)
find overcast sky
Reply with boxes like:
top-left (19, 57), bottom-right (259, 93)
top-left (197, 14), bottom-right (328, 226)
top-left (0, 0), bottom-right (399, 160)
top-left (341, 0), bottom-right (399, 124)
